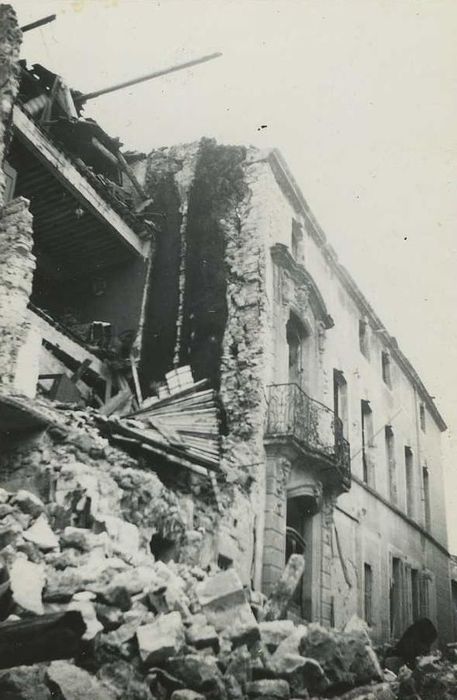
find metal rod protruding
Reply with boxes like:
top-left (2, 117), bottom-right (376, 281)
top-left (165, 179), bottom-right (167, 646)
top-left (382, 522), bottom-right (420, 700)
top-left (75, 52), bottom-right (223, 104)
top-left (21, 14), bottom-right (57, 33)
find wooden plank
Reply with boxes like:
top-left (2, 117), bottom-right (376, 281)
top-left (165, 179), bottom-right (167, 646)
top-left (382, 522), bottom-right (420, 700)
top-left (28, 309), bottom-right (111, 381)
top-left (13, 105), bottom-right (146, 258)
top-left (131, 379), bottom-right (210, 415)
top-left (0, 611), bottom-right (85, 669)
top-left (101, 387), bottom-right (132, 417)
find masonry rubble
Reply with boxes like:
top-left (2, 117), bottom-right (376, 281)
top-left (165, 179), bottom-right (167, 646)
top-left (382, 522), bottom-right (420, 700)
top-left (0, 403), bottom-right (452, 699)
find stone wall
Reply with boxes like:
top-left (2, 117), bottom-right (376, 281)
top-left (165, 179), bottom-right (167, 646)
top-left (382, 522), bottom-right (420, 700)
top-left (0, 197), bottom-right (35, 395)
top-left (0, 4), bottom-right (21, 204)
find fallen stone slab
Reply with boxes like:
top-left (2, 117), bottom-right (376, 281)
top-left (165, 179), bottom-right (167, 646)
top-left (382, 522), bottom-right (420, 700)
top-left (0, 611), bottom-right (85, 668)
top-left (171, 691), bottom-right (206, 700)
top-left (46, 660), bottom-right (114, 700)
top-left (222, 618), bottom-right (260, 647)
top-left (12, 490), bottom-right (46, 518)
top-left (23, 515), bottom-right (59, 551)
top-left (263, 555), bottom-right (305, 622)
top-left (246, 679), bottom-right (290, 699)
top-left (96, 660), bottom-right (152, 700)
top-left (0, 665), bottom-right (51, 700)
top-left (10, 558), bottom-right (45, 614)
top-left (196, 568), bottom-right (257, 632)
top-left (137, 611), bottom-right (185, 666)
top-left (166, 654), bottom-right (227, 699)
top-left (186, 622), bottom-right (219, 650)
top-left (299, 624), bottom-right (383, 692)
top-left (259, 620), bottom-right (296, 652)
top-left (337, 682), bottom-right (397, 699)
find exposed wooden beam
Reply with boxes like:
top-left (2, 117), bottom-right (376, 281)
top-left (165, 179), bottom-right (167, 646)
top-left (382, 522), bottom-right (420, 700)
top-left (13, 105), bottom-right (147, 259)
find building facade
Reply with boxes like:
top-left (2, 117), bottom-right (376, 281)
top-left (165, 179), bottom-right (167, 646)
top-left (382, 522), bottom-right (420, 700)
top-left (133, 141), bottom-right (453, 643)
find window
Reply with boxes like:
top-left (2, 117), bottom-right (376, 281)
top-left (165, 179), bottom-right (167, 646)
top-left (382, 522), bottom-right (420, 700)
top-left (423, 466), bottom-right (431, 530)
top-left (411, 568), bottom-right (420, 621)
top-left (419, 573), bottom-right (430, 617)
top-left (405, 447), bottom-right (414, 517)
top-left (291, 220), bottom-right (304, 262)
top-left (390, 557), bottom-right (402, 636)
top-left (364, 563), bottom-right (373, 625)
top-left (381, 351), bottom-right (392, 388)
top-left (361, 400), bottom-right (374, 485)
top-left (385, 426), bottom-right (397, 504)
top-left (359, 320), bottom-right (370, 359)
top-left (419, 403), bottom-right (426, 432)
top-left (333, 370), bottom-right (348, 438)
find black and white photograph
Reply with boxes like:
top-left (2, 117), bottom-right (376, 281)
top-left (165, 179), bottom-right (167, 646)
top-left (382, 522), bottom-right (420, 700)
top-left (0, 1), bottom-right (456, 697)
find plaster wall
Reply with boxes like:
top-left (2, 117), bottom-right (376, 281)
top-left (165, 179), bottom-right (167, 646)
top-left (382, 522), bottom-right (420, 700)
top-left (245, 153), bottom-right (451, 641)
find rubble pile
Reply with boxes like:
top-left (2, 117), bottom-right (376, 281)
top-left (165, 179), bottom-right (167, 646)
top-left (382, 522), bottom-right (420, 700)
top-left (0, 412), bottom-right (452, 699)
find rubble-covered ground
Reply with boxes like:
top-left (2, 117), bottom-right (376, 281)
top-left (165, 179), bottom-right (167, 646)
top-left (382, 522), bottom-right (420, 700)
top-left (0, 407), bottom-right (456, 700)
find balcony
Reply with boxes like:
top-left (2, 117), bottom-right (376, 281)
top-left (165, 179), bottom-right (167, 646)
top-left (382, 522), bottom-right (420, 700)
top-left (264, 383), bottom-right (351, 491)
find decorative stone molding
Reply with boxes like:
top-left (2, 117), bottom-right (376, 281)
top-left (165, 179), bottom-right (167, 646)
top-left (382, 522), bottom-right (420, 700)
top-left (270, 243), bottom-right (333, 330)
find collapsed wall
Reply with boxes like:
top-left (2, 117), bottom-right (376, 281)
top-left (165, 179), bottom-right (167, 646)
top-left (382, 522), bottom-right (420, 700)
top-left (0, 5), bottom-right (36, 396)
top-left (136, 141), bottom-right (273, 587)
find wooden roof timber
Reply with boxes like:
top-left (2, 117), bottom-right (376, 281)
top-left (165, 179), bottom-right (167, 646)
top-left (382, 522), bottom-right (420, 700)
top-left (12, 105), bottom-right (148, 260)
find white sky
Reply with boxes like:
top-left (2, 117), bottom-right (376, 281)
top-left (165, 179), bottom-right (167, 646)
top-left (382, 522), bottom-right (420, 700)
top-left (11, 0), bottom-right (457, 548)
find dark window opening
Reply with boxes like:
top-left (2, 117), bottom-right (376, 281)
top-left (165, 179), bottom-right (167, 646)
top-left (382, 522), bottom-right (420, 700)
top-left (359, 319), bottom-right (370, 359)
top-left (405, 446), bottom-right (414, 517)
top-left (333, 369), bottom-right (348, 439)
top-left (411, 569), bottom-right (420, 621)
top-left (286, 496), bottom-right (313, 619)
top-left (382, 351), bottom-right (392, 388)
top-left (423, 466), bottom-right (431, 530)
top-left (390, 557), bottom-right (402, 637)
top-left (291, 220), bottom-right (304, 262)
top-left (364, 563), bottom-right (373, 625)
top-left (361, 400), bottom-right (374, 485)
top-left (420, 403), bottom-right (426, 432)
top-left (287, 314), bottom-right (308, 389)
top-left (385, 425), bottom-right (397, 504)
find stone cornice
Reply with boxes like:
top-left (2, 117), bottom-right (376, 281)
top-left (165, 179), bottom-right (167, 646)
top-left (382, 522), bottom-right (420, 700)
top-left (270, 243), bottom-right (334, 330)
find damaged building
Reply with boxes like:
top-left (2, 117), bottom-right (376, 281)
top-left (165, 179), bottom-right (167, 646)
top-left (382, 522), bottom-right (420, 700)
top-left (0, 4), bottom-right (456, 698)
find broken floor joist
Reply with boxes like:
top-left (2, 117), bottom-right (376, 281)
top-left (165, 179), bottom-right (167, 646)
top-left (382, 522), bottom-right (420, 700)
top-left (12, 105), bottom-right (148, 258)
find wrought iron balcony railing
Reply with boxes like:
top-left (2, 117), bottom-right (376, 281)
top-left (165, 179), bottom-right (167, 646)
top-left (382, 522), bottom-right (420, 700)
top-left (264, 383), bottom-right (351, 490)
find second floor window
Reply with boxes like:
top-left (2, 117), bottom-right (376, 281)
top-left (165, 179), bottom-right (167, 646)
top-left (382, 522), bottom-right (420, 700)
top-left (381, 351), bottom-right (392, 388)
top-left (405, 446), bottom-right (414, 518)
top-left (361, 400), bottom-right (374, 485)
top-left (364, 563), bottom-right (373, 625)
top-left (291, 220), bottom-right (304, 263)
top-left (385, 425), bottom-right (397, 504)
top-left (359, 319), bottom-right (370, 359)
top-left (423, 466), bottom-right (431, 530)
top-left (419, 403), bottom-right (426, 432)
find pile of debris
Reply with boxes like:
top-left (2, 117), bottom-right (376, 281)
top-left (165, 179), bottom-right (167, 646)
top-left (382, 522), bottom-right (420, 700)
top-left (0, 411), bottom-right (454, 700)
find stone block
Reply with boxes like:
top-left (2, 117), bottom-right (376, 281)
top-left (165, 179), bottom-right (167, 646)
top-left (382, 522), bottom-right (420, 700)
top-left (12, 490), bottom-right (45, 518)
top-left (10, 558), bottom-right (45, 614)
top-left (299, 624), bottom-right (383, 692)
top-left (263, 555), bottom-right (305, 622)
top-left (246, 679), bottom-right (290, 699)
top-left (166, 654), bottom-right (227, 698)
top-left (196, 568), bottom-right (257, 632)
top-left (259, 620), bottom-right (295, 651)
top-left (23, 515), bottom-right (59, 551)
top-left (186, 623), bottom-right (219, 650)
top-left (137, 611), bottom-right (185, 665)
top-left (46, 660), bottom-right (114, 700)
